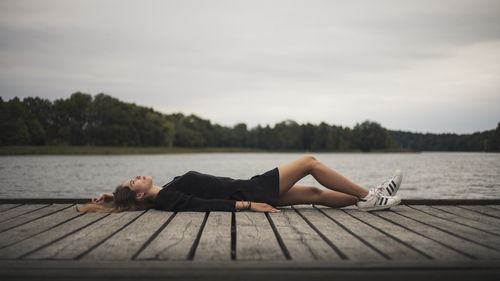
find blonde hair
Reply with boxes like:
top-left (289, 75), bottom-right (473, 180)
top-left (75, 184), bottom-right (155, 213)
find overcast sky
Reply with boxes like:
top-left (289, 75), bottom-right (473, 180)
top-left (1, 0), bottom-right (499, 134)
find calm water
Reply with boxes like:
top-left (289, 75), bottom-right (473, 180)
top-left (0, 152), bottom-right (499, 199)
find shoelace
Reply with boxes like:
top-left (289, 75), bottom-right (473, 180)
top-left (375, 178), bottom-right (392, 194)
top-left (373, 185), bottom-right (385, 197)
top-left (361, 180), bottom-right (391, 203)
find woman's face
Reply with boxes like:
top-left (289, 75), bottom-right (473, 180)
top-left (123, 175), bottom-right (153, 194)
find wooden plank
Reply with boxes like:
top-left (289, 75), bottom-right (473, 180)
top-left (268, 209), bottom-right (342, 261)
top-left (432, 205), bottom-right (500, 226)
top-left (24, 211), bottom-right (144, 259)
top-left (136, 212), bottom-right (205, 260)
top-left (320, 208), bottom-right (426, 260)
top-left (1, 258), bottom-right (500, 270)
top-left (194, 211), bottom-right (232, 261)
top-left (81, 209), bottom-right (173, 261)
top-left (486, 205), bottom-right (500, 210)
top-left (0, 204), bottom-right (72, 231)
top-left (0, 203), bottom-right (22, 212)
top-left (458, 205), bottom-right (500, 218)
top-left (235, 211), bottom-right (285, 260)
top-left (393, 205), bottom-right (500, 250)
top-left (0, 205), bottom-right (82, 248)
top-left (313, 204), bottom-right (357, 210)
top-left (408, 205), bottom-right (500, 235)
top-left (345, 210), bottom-right (466, 260)
top-left (296, 208), bottom-right (383, 261)
top-left (1, 262), bottom-right (500, 281)
top-left (0, 204), bottom-right (49, 223)
top-left (375, 209), bottom-right (500, 259)
top-left (1, 264), bottom-right (500, 281)
top-left (339, 205), bottom-right (358, 210)
top-left (0, 212), bottom-right (107, 259)
top-left (290, 204), bottom-right (313, 209)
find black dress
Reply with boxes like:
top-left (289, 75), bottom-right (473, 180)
top-left (154, 167), bottom-right (280, 212)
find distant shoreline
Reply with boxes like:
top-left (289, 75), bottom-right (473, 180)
top-left (0, 145), bottom-right (419, 155)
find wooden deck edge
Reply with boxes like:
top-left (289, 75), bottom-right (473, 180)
top-left (0, 198), bottom-right (499, 205)
top-left (0, 259), bottom-right (499, 269)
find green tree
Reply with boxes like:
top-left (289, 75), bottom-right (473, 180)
top-left (301, 123), bottom-right (315, 151)
top-left (88, 93), bottom-right (137, 146)
top-left (173, 114), bottom-right (207, 147)
top-left (0, 97), bottom-right (31, 145)
top-left (310, 122), bottom-right (329, 150)
top-left (352, 120), bottom-right (397, 151)
top-left (23, 96), bottom-right (52, 145)
top-left (231, 123), bottom-right (247, 147)
top-left (270, 119), bottom-right (303, 150)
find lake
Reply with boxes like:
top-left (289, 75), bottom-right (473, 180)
top-left (0, 152), bottom-right (498, 199)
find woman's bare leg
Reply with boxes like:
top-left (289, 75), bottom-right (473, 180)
top-left (277, 155), bottom-right (369, 199)
top-left (277, 185), bottom-right (358, 208)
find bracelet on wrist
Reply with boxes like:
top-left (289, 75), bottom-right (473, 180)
top-left (237, 200), bottom-right (245, 212)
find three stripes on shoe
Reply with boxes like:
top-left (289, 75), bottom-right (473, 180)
top-left (378, 197), bottom-right (389, 205)
top-left (377, 179), bottom-right (396, 205)
top-left (385, 180), bottom-right (396, 196)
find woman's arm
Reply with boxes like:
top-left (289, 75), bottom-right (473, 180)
top-left (235, 201), bottom-right (280, 212)
top-left (156, 189), bottom-right (237, 211)
top-left (91, 193), bottom-right (114, 204)
top-left (235, 201), bottom-right (249, 210)
top-left (155, 189), bottom-right (281, 212)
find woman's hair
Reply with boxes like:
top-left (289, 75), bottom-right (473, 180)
top-left (75, 184), bottom-right (155, 213)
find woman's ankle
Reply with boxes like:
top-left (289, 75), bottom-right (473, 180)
top-left (359, 189), bottom-right (370, 199)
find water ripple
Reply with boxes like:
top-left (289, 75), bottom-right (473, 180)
top-left (0, 152), bottom-right (498, 199)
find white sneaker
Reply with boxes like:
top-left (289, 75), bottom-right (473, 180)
top-left (356, 189), bottom-right (401, 211)
top-left (372, 169), bottom-right (403, 197)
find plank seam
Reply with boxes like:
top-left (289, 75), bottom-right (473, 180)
top-left (406, 205), bottom-right (500, 237)
top-left (391, 208), bottom-right (500, 252)
top-left (482, 205), bottom-right (500, 212)
top-left (456, 206), bottom-right (500, 219)
top-left (0, 204), bottom-right (23, 213)
top-left (17, 213), bottom-right (111, 260)
top-left (0, 204), bottom-right (52, 225)
top-left (264, 212), bottom-right (291, 260)
top-left (428, 205), bottom-right (500, 227)
top-left (371, 212), bottom-right (477, 260)
top-left (292, 206), bottom-right (348, 260)
top-left (73, 210), bottom-right (147, 260)
top-left (0, 211), bottom-right (87, 251)
top-left (341, 210), bottom-right (433, 260)
top-left (427, 205), bottom-right (465, 217)
top-left (187, 212), bottom-right (209, 260)
top-left (314, 206), bottom-right (391, 260)
top-left (278, 208), bottom-right (320, 259)
top-left (0, 204), bottom-right (75, 233)
top-left (132, 211), bottom-right (177, 260)
top-left (231, 212), bottom-right (236, 260)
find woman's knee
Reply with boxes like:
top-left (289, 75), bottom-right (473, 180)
top-left (302, 155), bottom-right (316, 161)
top-left (307, 186), bottom-right (324, 202)
top-left (302, 155), bottom-right (319, 171)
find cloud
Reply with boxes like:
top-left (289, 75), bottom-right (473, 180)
top-left (0, 0), bottom-right (499, 134)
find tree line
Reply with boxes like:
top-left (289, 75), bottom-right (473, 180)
top-left (1, 92), bottom-right (499, 152)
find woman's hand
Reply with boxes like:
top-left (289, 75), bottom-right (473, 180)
top-left (91, 193), bottom-right (113, 204)
top-left (250, 202), bottom-right (280, 213)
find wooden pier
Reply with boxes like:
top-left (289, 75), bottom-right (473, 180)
top-left (0, 199), bottom-right (499, 281)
